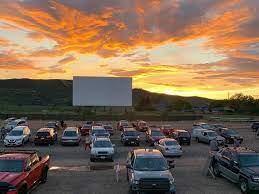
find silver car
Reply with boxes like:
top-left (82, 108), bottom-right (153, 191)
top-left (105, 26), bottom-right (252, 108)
top-left (197, 130), bottom-right (225, 145)
top-left (155, 138), bottom-right (183, 157)
top-left (4, 126), bottom-right (31, 146)
top-left (90, 137), bottom-right (114, 162)
top-left (61, 127), bottom-right (81, 146)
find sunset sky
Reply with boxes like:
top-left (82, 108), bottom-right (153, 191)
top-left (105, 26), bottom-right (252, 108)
top-left (0, 0), bottom-right (258, 99)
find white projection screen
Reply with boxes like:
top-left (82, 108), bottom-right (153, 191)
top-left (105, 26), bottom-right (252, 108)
top-left (73, 76), bottom-right (132, 106)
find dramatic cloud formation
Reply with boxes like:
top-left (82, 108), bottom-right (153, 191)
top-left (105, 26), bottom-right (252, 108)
top-left (0, 0), bottom-right (258, 99)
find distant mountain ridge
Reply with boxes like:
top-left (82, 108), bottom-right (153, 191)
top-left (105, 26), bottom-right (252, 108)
top-left (0, 79), bottom-right (211, 107)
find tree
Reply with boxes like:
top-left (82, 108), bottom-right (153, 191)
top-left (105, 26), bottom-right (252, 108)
top-left (228, 93), bottom-right (255, 113)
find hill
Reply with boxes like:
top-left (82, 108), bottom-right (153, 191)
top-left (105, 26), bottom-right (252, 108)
top-left (0, 79), bottom-right (211, 109)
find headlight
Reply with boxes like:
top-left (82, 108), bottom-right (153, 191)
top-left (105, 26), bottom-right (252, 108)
top-left (252, 176), bottom-right (259, 182)
top-left (133, 180), bottom-right (139, 185)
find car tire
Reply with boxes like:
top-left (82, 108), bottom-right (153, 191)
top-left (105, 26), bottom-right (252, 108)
top-left (213, 162), bottom-right (221, 177)
top-left (90, 157), bottom-right (95, 162)
top-left (41, 167), bottom-right (48, 183)
top-left (18, 185), bottom-right (27, 194)
top-left (240, 178), bottom-right (250, 194)
top-left (188, 142), bottom-right (191, 146)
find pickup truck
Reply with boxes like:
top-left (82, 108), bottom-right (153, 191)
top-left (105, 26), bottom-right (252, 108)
top-left (0, 150), bottom-right (50, 194)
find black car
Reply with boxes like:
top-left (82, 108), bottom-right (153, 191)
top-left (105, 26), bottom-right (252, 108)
top-left (34, 128), bottom-right (57, 145)
top-left (171, 130), bottom-right (191, 145)
top-left (251, 122), bottom-right (259, 132)
top-left (46, 121), bottom-right (59, 131)
top-left (217, 128), bottom-right (243, 144)
top-left (212, 147), bottom-right (259, 194)
top-left (121, 128), bottom-right (140, 146)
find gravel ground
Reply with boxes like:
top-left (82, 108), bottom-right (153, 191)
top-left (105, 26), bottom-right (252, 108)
top-left (0, 120), bottom-right (258, 194)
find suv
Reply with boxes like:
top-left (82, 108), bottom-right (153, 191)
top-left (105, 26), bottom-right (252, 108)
top-left (217, 128), bottom-right (243, 144)
top-left (171, 129), bottom-right (191, 145)
top-left (90, 137), bottom-right (114, 162)
top-left (126, 149), bottom-right (175, 194)
top-left (212, 147), bottom-right (259, 193)
top-left (146, 128), bottom-right (165, 146)
top-left (34, 128), bottom-right (57, 145)
top-left (4, 119), bottom-right (28, 132)
top-left (61, 127), bottom-right (81, 146)
top-left (121, 128), bottom-right (140, 146)
top-left (0, 150), bottom-right (49, 194)
top-left (4, 126), bottom-right (31, 147)
top-left (251, 122), bottom-right (259, 132)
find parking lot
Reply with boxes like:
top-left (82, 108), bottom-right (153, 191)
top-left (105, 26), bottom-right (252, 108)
top-left (0, 120), bottom-right (258, 194)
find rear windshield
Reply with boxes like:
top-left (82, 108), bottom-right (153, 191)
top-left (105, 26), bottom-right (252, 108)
top-left (124, 131), bottom-right (138, 136)
top-left (64, 131), bottom-right (77, 137)
top-left (0, 160), bottom-right (24, 172)
top-left (92, 130), bottom-right (107, 135)
top-left (179, 132), bottom-right (190, 137)
top-left (164, 141), bottom-right (178, 146)
top-left (37, 132), bottom-right (50, 137)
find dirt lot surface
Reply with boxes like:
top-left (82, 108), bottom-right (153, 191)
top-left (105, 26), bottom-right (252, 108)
top-left (0, 120), bottom-right (258, 194)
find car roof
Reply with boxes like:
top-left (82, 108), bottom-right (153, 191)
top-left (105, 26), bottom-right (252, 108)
top-left (94, 137), bottom-right (111, 141)
top-left (64, 127), bottom-right (78, 131)
top-left (12, 126), bottom-right (27, 131)
top-left (0, 153), bottom-right (30, 160)
top-left (134, 149), bottom-right (163, 157)
top-left (37, 128), bottom-right (52, 132)
top-left (124, 128), bottom-right (136, 132)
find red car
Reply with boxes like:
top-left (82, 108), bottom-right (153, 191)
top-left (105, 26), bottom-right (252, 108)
top-left (0, 150), bottom-right (50, 194)
top-left (80, 124), bottom-right (92, 136)
top-left (160, 125), bottom-right (174, 136)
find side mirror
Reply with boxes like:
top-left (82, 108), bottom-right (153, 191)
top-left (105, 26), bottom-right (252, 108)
top-left (25, 166), bottom-right (31, 172)
top-left (168, 160), bottom-right (175, 169)
top-left (126, 164), bottom-right (133, 169)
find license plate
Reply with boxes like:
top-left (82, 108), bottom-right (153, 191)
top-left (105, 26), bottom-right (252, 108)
top-left (131, 141), bottom-right (134, 144)
top-left (100, 156), bottom-right (105, 159)
top-left (182, 138), bottom-right (186, 140)
top-left (41, 138), bottom-right (44, 140)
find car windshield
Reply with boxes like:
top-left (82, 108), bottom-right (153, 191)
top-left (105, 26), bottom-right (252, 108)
top-left (164, 141), bottom-right (178, 146)
top-left (134, 157), bottom-right (168, 171)
top-left (9, 130), bottom-right (23, 136)
top-left (151, 131), bottom-right (163, 136)
top-left (201, 124), bottom-right (212, 129)
top-left (92, 130), bottom-right (107, 135)
top-left (239, 154), bottom-right (259, 167)
top-left (179, 132), bottom-right (190, 137)
top-left (0, 160), bottom-right (24, 172)
top-left (125, 131), bottom-right (138, 136)
top-left (226, 130), bottom-right (238, 135)
top-left (207, 132), bottom-right (217, 137)
top-left (64, 131), bottom-right (77, 137)
top-left (94, 141), bottom-right (112, 148)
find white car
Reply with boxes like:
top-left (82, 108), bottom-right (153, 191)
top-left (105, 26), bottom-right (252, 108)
top-left (196, 130), bottom-right (225, 145)
top-left (155, 138), bottom-right (183, 157)
top-left (61, 127), bottom-right (81, 146)
top-left (4, 126), bottom-right (31, 146)
top-left (4, 119), bottom-right (28, 132)
top-left (191, 127), bottom-right (207, 139)
top-left (90, 137), bottom-right (114, 162)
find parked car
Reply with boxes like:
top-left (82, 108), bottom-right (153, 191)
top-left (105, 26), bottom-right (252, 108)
top-left (90, 137), bottom-right (114, 162)
top-left (104, 125), bottom-right (114, 135)
top-left (121, 128), bottom-right (140, 146)
top-left (146, 128), bottom-right (166, 145)
top-left (217, 128), bottom-right (243, 144)
top-left (211, 124), bottom-right (225, 130)
top-left (251, 122), bottom-right (259, 132)
top-left (126, 149), bottom-right (175, 194)
top-left (171, 129), bottom-right (191, 145)
top-left (85, 121), bottom-right (94, 125)
top-left (191, 127), bottom-right (207, 139)
top-left (0, 150), bottom-right (50, 194)
top-left (117, 120), bottom-right (130, 131)
top-left (136, 120), bottom-right (149, 132)
top-left (4, 119), bottom-right (28, 132)
top-left (196, 130), bottom-right (225, 145)
top-left (192, 122), bottom-right (215, 130)
top-left (34, 128), bottom-right (57, 145)
top-left (4, 126), bottom-right (31, 147)
top-left (4, 117), bottom-right (16, 124)
top-left (90, 126), bottom-right (110, 142)
top-left (46, 121), bottom-right (59, 131)
top-left (161, 125), bottom-right (174, 136)
top-left (155, 138), bottom-right (183, 157)
top-left (212, 147), bottom-right (259, 194)
top-left (80, 124), bottom-right (92, 136)
top-left (61, 127), bottom-right (81, 146)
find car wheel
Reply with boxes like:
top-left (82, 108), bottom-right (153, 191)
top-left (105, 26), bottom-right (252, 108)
top-left (240, 178), bottom-right (250, 194)
top-left (41, 167), bottom-right (48, 183)
top-left (197, 138), bottom-right (200, 143)
top-left (90, 157), bottom-right (95, 162)
top-left (18, 185), bottom-right (27, 194)
top-left (213, 163), bottom-right (221, 177)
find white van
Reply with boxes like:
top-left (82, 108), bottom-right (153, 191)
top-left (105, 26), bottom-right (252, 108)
top-left (191, 127), bottom-right (207, 139)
